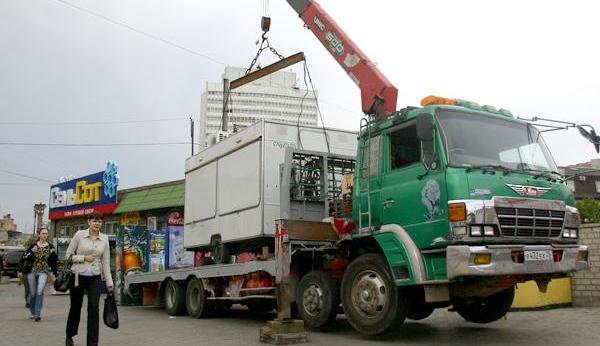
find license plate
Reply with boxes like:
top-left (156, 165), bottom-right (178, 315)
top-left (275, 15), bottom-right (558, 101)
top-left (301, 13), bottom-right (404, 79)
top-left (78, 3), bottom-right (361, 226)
top-left (524, 250), bottom-right (552, 261)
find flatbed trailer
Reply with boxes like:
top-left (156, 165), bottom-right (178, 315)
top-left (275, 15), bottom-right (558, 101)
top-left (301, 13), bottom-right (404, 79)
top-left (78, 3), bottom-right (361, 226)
top-left (124, 219), bottom-right (342, 319)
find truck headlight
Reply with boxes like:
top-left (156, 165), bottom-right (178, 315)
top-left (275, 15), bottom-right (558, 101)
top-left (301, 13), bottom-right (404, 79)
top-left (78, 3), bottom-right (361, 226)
top-left (453, 226), bottom-right (467, 236)
top-left (484, 226), bottom-right (495, 236)
top-left (470, 225), bottom-right (496, 237)
top-left (470, 225), bottom-right (482, 236)
top-left (563, 228), bottom-right (578, 239)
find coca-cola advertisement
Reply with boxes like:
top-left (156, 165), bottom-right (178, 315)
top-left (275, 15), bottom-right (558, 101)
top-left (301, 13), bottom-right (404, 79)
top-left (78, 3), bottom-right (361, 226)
top-left (167, 211), bottom-right (184, 226)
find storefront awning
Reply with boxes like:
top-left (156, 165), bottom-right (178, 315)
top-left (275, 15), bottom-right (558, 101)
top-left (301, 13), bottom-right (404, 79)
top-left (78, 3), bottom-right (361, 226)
top-left (114, 181), bottom-right (184, 213)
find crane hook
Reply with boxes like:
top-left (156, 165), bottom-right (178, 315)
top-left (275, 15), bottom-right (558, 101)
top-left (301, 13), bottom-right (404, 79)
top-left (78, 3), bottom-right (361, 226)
top-left (261, 16), bottom-right (271, 40)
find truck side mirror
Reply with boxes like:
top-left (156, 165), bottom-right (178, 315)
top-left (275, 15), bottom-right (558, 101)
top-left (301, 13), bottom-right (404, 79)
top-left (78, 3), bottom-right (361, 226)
top-left (577, 125), bottom-right (600, 153)
top-left (416, 113), bottom-right (434, 141)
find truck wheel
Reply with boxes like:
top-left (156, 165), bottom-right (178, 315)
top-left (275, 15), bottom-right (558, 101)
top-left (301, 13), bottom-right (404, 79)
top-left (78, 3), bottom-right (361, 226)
top-left (186, 277), bottom-right (213, 318)
top-left (212, 238), bottom-right (230, 264)
top-left (406, 302), bottom-right (434, 320)
top-left (454, 286), bottom-right (515, 324)
top-left (164, 280), bottom-right (187, 316)
top-left (341, 254), bottom-right (408, 336)
top-left (296, 271), bottom-right (340, 329)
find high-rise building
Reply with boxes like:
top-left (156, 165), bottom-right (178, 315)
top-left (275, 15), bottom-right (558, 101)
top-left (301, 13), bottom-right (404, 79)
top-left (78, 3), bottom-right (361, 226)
top-left (199, 66), bottom-right (319, 147)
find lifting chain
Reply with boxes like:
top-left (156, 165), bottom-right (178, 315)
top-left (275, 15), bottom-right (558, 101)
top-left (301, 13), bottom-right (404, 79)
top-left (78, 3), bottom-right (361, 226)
top-left (245, 17), bottom-right (286, 75)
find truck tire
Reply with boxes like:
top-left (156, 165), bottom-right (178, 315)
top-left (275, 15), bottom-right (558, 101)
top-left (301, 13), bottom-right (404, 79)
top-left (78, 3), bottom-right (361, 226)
top-left (164, 280), bottom-right (187, 316)
top-left (186, 277), bottom-right (213, 318)
top-left (406, 302), bottom-right (434, 320)
top-left (341, 254), bottom-right (408, 336)
top-left (454, 286), bottom-right (515, 324)
top-left (296, 271), bottom-right (340, 329)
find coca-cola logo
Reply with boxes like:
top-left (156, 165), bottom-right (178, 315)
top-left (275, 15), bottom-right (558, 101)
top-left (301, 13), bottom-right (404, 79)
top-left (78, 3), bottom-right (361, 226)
top-left (167, 211), bottom-right (184, 226)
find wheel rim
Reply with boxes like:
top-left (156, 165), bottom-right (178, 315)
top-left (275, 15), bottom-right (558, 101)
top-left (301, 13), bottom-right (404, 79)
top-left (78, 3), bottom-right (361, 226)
top-left (188, 283), bottom-right (200, 310)
top-left (351, 270), bottom-right (388, 319)
top-left (302, 283), bottom-right (324, 317)
top-left (166, 283), bottom-right (175, 307)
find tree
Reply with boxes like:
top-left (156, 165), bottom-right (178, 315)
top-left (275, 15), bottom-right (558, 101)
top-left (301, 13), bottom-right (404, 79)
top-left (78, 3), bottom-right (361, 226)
top-left (22, 235), bottom-right (36, 249)
top-left (576, 199), bottom-right (600, 224)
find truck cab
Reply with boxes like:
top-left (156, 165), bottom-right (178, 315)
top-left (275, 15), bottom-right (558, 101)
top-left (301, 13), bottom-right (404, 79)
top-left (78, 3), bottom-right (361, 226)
top-left (353, 96), bottom-right (588, 287)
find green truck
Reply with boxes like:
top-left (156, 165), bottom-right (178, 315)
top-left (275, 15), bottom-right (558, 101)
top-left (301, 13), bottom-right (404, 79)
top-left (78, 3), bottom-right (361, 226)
top-left (325, 96), bottom-right (589, 335)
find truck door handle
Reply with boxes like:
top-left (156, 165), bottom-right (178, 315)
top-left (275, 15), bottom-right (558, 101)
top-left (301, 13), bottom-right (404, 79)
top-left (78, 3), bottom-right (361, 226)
top-left (383, 199), bottom-right (395, 207)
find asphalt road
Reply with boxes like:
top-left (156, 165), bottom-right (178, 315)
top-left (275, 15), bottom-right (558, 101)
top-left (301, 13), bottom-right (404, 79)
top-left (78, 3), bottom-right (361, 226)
top-left (1, 279), bottom-right (599, 346)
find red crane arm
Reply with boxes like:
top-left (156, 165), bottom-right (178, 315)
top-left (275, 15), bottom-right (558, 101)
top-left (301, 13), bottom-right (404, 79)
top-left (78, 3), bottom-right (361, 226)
top-left (286, 0), bottom-right (398, 120)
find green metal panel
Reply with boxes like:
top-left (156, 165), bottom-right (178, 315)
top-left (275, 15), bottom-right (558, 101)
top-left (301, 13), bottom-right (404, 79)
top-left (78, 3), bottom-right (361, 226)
top-left (422, 252), bottom-right (448, 281)
top-left (374, 232), bottom-right (415, 285)
top-left (115, 183), bottom-right (184, 213)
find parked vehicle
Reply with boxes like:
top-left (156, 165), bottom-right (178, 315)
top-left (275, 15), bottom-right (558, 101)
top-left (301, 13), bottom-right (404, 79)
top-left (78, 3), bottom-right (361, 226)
top-left (2, 249), bottom-right (25, 278)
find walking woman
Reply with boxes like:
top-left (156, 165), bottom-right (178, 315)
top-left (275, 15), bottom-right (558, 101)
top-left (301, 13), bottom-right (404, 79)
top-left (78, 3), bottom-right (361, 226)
top-left (24, 227), bottom-right (58, 321)
top-left (65, 211), bottom-right (113, 346)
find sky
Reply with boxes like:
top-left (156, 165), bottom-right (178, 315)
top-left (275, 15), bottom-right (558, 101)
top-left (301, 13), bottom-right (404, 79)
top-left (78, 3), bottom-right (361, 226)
top-left (1, 0), bottom-right (599, 233)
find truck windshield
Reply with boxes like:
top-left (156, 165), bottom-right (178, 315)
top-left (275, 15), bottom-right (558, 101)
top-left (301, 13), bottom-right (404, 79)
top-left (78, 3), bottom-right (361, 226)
top-left (436, 110), bottom-right (559, 173)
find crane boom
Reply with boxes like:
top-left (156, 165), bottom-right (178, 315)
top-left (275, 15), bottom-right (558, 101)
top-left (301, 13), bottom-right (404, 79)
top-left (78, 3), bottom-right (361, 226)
top-left (286, 0), bottom-right (398, 121)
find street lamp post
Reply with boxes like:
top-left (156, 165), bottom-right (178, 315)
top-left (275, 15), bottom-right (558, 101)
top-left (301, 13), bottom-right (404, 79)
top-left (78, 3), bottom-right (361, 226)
top-left (33, 203), bottom-right (46, 235)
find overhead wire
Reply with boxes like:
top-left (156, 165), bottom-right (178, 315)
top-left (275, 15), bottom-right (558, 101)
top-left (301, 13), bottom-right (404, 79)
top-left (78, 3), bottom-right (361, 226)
top-left (51, 0), bottom-right (227, 66)
top-left (303, 59), bottom-right (331, 153)
top-left (296, 64), bottom-right (312, 150)
top-left (0, 169), bottom-right (55, 183)
top-left (49, 0), bottom-right (356, 121)
top-left (0, 117), bottom-right (189, 126)
top-left (0, 142), bottom-right (199, 147)
top-left (0, 183), bottom-right (49, 186)
top-left (263, 0), bottom-right (270, 17)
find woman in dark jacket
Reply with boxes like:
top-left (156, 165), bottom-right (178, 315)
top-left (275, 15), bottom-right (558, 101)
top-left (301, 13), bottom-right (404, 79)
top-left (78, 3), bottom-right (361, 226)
top-left (23, 227), bottom-right (57, 321)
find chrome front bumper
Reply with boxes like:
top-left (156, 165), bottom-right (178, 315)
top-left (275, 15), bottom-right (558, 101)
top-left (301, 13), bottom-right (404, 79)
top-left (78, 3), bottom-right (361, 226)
top-left (446, 244), bottom-right (589, 280)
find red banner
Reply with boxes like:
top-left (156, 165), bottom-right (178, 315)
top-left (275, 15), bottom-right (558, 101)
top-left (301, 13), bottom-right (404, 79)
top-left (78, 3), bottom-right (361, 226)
top-left (49, 203), bottom-right (118, 220)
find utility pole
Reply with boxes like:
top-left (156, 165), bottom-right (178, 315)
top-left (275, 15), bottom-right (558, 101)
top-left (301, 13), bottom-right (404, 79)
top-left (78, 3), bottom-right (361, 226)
top-left (190, 117), bottom-right (195, 156)
top-left (33, 203), bottom-right (46, 235)
top-left (222, 78), bottom-right (230, 132)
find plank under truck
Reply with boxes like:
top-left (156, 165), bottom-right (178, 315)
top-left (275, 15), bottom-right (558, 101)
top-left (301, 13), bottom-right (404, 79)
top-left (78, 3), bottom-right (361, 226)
top-left (124, 0), bottom-right (595, 337)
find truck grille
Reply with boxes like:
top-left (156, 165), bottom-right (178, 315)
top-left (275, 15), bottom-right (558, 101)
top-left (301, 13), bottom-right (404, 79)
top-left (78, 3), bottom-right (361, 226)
top-left (495, 207), bottom-right (564, 238)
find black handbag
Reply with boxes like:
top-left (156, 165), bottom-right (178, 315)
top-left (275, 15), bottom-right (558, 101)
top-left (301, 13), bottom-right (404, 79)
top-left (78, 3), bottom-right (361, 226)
top-left (54, 257), bottom-right (73, 292)
top-left (103, 293), bottom-right (119, 329)
top-left (20, 251), bottom-right (34, 273)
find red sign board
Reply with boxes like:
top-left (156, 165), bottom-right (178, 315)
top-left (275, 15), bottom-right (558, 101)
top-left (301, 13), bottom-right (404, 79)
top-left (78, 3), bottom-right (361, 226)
top-left (48, 203), bottom-right (118, 220)
top-left (167, 211), bottom-right (184, 226)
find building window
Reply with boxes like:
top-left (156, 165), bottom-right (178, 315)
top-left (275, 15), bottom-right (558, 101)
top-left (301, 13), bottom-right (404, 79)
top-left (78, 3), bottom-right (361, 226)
top-left (595, 180), bottom-right (600, 193)
top-left (103, 221), bottom-right (119, 235)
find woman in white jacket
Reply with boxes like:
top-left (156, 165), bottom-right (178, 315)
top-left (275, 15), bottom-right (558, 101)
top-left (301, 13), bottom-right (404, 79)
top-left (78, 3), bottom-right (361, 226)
top-left (64, 211), bottom-right (113, 346)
